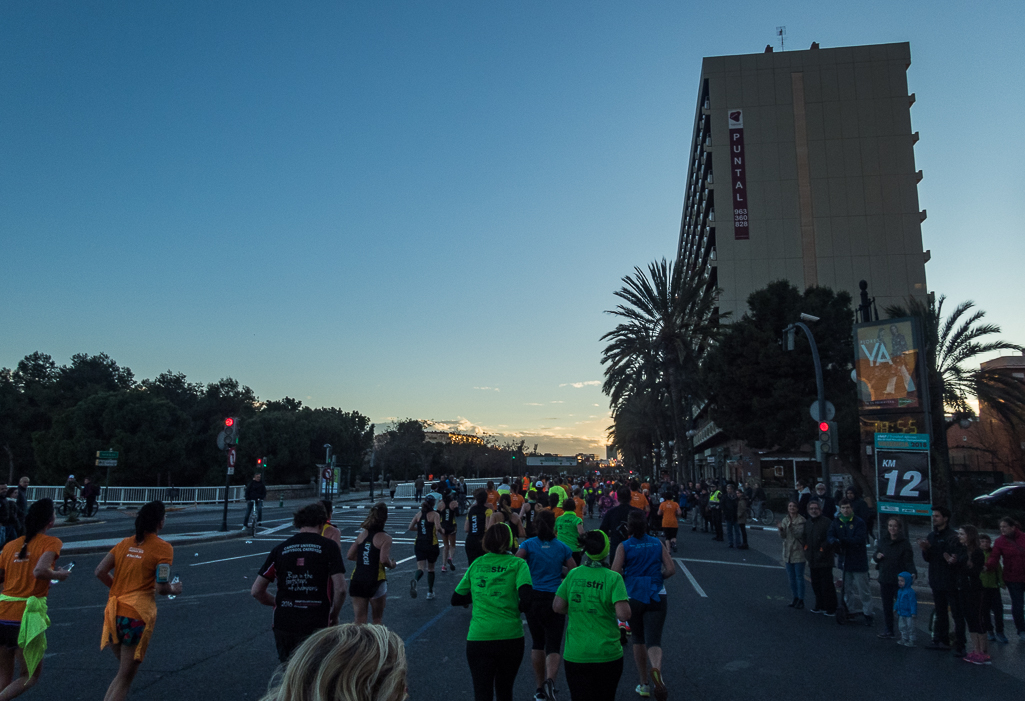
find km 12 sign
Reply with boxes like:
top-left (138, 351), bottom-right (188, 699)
top-left (875, 432), bottom-right (931, 516)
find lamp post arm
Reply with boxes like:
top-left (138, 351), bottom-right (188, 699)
top-left (788, 322), bottom-right (829, 485)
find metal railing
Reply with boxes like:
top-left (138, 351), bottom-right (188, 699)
top-left (29, 485), bottom-right (247, 506)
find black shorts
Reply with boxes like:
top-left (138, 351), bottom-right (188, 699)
top-left (0, 623), bottom-right (18, 649)
top-left (663, 527), bottom-right (678, 540)
top-left (465, 539), bottom-right (484, 565)
top-left (440, 523), bottom-right (456, 536)
top-left (525, 591), bottom-right (566, 654)
top-left (415, 544), bottom-right (440, 564)
top-left (349, 579), bottom-right (388, 599)
top-left (628, 596), bottom-right (667, 648)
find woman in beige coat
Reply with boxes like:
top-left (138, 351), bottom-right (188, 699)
top-left (778, 500), bottom-right (807, 608)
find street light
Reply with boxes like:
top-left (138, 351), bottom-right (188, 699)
top-left (783, 316), bottom-right (831, 486)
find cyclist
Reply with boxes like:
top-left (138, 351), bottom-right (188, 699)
top-left (0, 498), bottom-right (70, 699)
top-left (243, 474), bottom-right (267, 529)
top-left (96, 501), bottom-right (182, 701)
top-left (452, 523), bottom-right (533, 701)
top-left (554, 530), bottom-right (631, 701)
top-left (439, 491), bottom-right (459, 573)
top-left (408, 497), bottom-right (442, 600)
top-left (347, 503), bottom-right (396, 625)
top-left (464, 489), bottom-right (493, 567)
top-left (516, 509), bottom-right (574, 701)
top-left (612, 511), bottom-right (675, 701)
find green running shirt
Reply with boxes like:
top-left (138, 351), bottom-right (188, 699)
top-left (556, 564), bottom-right (629, 663)
top-left (454, 552), bottom-right (532, 641)
top-left (555, 512), bottom-right (583, 552)
top-left (549, 485), bottom-right (568, 508)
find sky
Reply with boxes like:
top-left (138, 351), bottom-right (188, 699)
top-left (2, 1), bottom-right (1023, 456)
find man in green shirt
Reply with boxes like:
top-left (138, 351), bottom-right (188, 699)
top-left (555, 501), bottom-right (584, 564)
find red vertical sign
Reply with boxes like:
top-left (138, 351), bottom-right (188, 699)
top-left (728, 109), bottom-right (749, 239)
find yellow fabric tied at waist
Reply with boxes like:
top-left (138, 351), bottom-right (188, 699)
top-left (0, 594), bottom-right (49, 677)
top-left (101, 591), bottom-right (158, 662)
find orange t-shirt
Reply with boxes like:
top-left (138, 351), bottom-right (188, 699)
top-left (510, 493), bottom-right (524, 510)
top-left (0, 534), bottom-right (62, 622)
top-left (574, 500), bottom-right (584, 518)
top-left (630, 491), bottom-right (648, 511)
top-left (553, 508), bottom-right (565, 518)
top-left (659, 501), bottom-right (680, 528)
top-left (641, 482), bottom-right (650, 492)
top-left (109, 534), bottom-right (174, 619)
top-left (486, 490), bottom-right (499, 508)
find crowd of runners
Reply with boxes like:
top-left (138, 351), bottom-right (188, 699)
top-left (4, 471), bottom-right (1024, 700)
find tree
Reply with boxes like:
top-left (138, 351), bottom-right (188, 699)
top-left (885, 295), bottom-right (1025, 515)
top-left (601, 258), bottom-right (721, 479)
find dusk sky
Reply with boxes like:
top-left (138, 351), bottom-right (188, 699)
top-left (3, 1), bottom-right (1023, 455)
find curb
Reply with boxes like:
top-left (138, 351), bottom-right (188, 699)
top-left (61, 528), bottom-right (247, 556)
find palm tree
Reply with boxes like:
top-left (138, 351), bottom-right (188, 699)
top-left (886, 295), bottom-right (1025, 514)
top-left (601, 258), bottom-right (722, 480)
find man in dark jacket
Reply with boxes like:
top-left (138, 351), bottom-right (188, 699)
top-left (244, 473), bottom-right (268, 528)
top-left (803, 500), bottom-right (837, 615)
top-left (599, 486), bottom-right (641, 557)
top-left (828, 499), bottom-right (873, 625)
top-left (919, 506), bottom-right (963, 651)
top-left (874, 516), bottom-right (917, 638)
top-left (81, 477), bottom-right (101, 515)
top-left (813, 483), bottom-right (836, 519)
top-left (722, 484), bottom-right (740, 548)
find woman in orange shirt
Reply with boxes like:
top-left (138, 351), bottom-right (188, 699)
top-left (95, 501), bottom-right (182, 701)
top-left (0, 498), bottom-right (70, 699)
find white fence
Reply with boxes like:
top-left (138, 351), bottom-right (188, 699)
top-left (29, 485), bottom-right (247, 506)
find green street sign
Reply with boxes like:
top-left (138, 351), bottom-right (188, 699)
top-left (96, 450), bottom-right (119, 460)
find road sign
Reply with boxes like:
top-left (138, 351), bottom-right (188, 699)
top-left (228, 448), bottom-right (237, 467)
top-left (95, 459), bottom-right (117, 467)
top-left (875, 432), bottom-right (931, 516)
top-left (323, 467), bottom-right (333, 480)
top-left (809, 401), bottom-right (836, 422)
top-left (216, 430), bottom-right (226, 451)
top-left (227, 467), bottom-right (235, 475)
top-left (96, 450), bottom-right (119, 460)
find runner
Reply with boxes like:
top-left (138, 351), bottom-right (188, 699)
top-left (549, 480), bottom-right (568, 510)
top-left (520, 490), bottom-right (541, 538)
top-left (464, 489), bottom-right (493, 567)
top-left (439, 491), bottom-right (460, 573)
top-left (658, 492), bottom-right (682, 552)
top-left (571, 488), bottom-right (585, 519)
top-left (555, 498), bottom-right (585, 565)
top-left (320, 500), bottom-right (342, 551)
top-left (408, 497), bottom-right (442, 600)
top-left (549, 493), bottom-right (564, 518)
top-left (96, 501), bottom-right (182, 701)
top-left (452, 523), bottom-right (533, 701)
top-left (0, 498), bottom-right (69, 700)
top-left (612, 511), bottom-right (675, 701)
top-left (252, 502), bottom-right (346, 663)
top-left (509, 484), bottom-right (525, 512)
top-left (554, 530), bottom-right (631, 701)
top-left (516, 509), bottom-right (575, 701)
top-left (347, 503), bottom-right (396, 625)
top-left (488, 494), bottom-right (525, 541)
top-left (485, 481), bottom-right (499, 509)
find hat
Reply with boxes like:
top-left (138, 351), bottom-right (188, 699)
top-left (535, 480), bottom-right (544, 488)
top-left (68, 475), bottom-right (75, 480)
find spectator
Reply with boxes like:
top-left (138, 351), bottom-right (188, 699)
top-left (81, 477), bottom-right (101, 516)
top-left (736, 488), bottom-right (750, 550)
top-left (721, 485), bottom-right (740, 549)
top-left (812, 482), bottom-right (836, 518)
top-left (777, 501), bottom-right (806, 608)
top-left (599, 487), bottom-right (640, 558)
top-left (873, 517), bottom-right (916, 639)
top-left (414, 476), bottom-right (425, 502)
top-left (258, 624), bottom-right (407, 701)
top-left (388, 476), bottom-right (397, 502)
top-left (984, 516), bottom-right (1025, 641)
top-left (795, 480), bottom-right (812, 517)
top-left (803, 500), bottom-right (836, 615)
top-left (827, 499), bottom-right (873, 626)
top-left (979, 533), bottom-right (1008, 644)
top-left (706, 482), bottom-right (723, 541)
top-left (919, 506), bottom-right (962, 651)
top-left (62, 476), bottom-right (78, 513)
top-left (15, 477), bottom-right (29, 536)
top-left (845, 487), bottom-right (873, 541)
top-left (251, 503), bottom-right (347, 663)
top-left (895, 571), bottom-right (918, 647)
top-left (950, 525), bottom-right (987, 663)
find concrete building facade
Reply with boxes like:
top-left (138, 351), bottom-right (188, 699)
top-left (677, 41), bottom-right (930, 317)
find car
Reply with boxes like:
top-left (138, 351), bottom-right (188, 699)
top-left (973, 483), bottom-right (1025, 510)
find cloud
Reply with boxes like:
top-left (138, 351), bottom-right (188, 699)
top-left (524, 402), bottom-right (543, 406)
top-left (473, 386), bottom-right (500, 392)
top-left (559, 380), bottom-right (601, 389)
top-left (550, 400), bottom-right (564, 404)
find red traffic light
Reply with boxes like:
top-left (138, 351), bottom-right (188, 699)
top-left (225, 417), bottom-right (235, 427)
top-left (818, 421), bottom-right (829, 432)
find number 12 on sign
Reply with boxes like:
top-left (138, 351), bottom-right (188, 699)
top-left (876, 450), bottom-right (931, 516)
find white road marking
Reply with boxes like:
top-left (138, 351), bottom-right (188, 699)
top-left (678, 557), bottom-right (783, 570)
top-left (675, 559), bottom-right (708, 598)
top-left (191, 552), bottom-right (270, 566)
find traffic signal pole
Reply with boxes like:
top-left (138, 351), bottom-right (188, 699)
top-left (785, 322), bottom-right (829, 487)
top-left (220, 450), bottom-right (231, 532)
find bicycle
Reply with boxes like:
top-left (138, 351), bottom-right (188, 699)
top-left (244, 499), bottom-right (263, 535)
top-left (750, 501), bottom-right (774, 526)
top-left (56, 498), bottom-right (99, 518)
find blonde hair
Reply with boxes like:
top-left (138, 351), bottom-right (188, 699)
top-left (261, 624), bottom-right (407, 701)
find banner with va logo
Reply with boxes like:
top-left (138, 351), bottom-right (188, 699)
top-left (853, 317), bottom-right (925, 412)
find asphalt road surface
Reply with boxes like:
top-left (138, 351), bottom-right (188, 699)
top-left (37, 504), bottom-right (1025, 700)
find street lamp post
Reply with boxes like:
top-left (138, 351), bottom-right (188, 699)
top-left (783, 318), bottom-right (830, 487)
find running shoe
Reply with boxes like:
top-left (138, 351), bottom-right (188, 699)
top-left (426, 591), bottom-right (435, 600)
top-left (964, 652), bottom-right (983, 665)
top-left (649, 668), bottom-right (668, 701)
top-left (995, 633), bottom-right (1009, 644)
top-left (409, 578), bottom-right (418, 599)
top-left (533, 692), bottom-right (547, 701)
top-left (987, 632), bottom-right (996, 642)
top-left (980, 654), bottom-right (993, 665)
top-left (440, 564), bottom-right (447, 572)
top-left (543, 677), bottom-right (557, 701)
top-left (635, 684), bottom-right (650, 698)
top-left (448, 559), bottom-right (456, 573)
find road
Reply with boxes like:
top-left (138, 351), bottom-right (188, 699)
top-left (38, 503), bottom-right (1025, 700)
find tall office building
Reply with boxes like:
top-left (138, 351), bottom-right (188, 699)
top-left (676, 42), bottom-right (929, 317)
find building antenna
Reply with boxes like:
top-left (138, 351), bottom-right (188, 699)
top-left (776, 26), bottom-right (786, 51)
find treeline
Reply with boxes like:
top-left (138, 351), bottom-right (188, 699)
top-left (0, 352), bottom-right (373, 487)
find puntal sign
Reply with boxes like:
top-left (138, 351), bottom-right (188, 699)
top-left (728, 110), bottom-right (748, 240)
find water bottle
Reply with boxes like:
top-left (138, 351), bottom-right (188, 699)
top-left (51, 561), bottom-right (75, 584)
top-left (167, 575), bottom-right (181, 600)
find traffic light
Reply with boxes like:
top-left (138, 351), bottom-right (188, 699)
top-left (223, 417), bottom-right (239, 445)
top-left (817, 421), bottom-right (838, 454)
top-left (257, 458), bottom-right (263, 469)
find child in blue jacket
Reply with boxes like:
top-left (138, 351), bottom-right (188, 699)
top-left (895, 571), bottom-right (918, 646)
